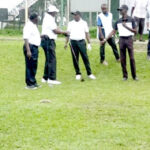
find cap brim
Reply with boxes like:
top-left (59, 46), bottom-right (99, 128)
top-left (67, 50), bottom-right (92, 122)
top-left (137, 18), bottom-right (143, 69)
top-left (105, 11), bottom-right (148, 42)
top-left (117, 8), bottom-right (122, 11)
top-left (71, 12), bottom-right (77, 15)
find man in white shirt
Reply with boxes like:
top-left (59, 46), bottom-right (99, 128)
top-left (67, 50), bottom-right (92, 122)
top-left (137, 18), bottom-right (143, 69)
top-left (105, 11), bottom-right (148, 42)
top-left (41, 5), bottom-right (68, 85)
top-left (23, 13), bottom-right (41, 89)
top-left (97, 4), bottom-right (120, 66)
top-left (65, 11), bottom-right (96, 80)
top-left (131, 0), bottom-right (150, 41)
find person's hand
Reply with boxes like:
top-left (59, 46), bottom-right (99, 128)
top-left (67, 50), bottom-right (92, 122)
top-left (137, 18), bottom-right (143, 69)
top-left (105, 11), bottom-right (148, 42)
top-left (27, 50), bottom-right (32, 59)
top-left (122, 22), bottom-right (126, 27)
top-left (63, 31), bottom-right (70, 37)
top-left (64, 44), bottom-right (68, 50)
top-left (100, 39), bottom-right (106, 45)
top-left (87, 44), bottom-right (92, 51)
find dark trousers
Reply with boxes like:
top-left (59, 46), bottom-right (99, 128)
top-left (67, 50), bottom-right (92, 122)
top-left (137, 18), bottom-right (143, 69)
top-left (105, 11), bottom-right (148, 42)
top-left (134, 17), bottom-right (145, 35)
top-left (119, 37), bottom-right (136, 79)
top-left (23, 44), bottom-right (38, 86)
top-left (41, 37), bottom-right (56, 80)
top-left (70, 40), bottom-right (92, 75)
top-left (148, 31), bottom-right (150, 56)
top-left (100, 37), bottom-right (120, 62)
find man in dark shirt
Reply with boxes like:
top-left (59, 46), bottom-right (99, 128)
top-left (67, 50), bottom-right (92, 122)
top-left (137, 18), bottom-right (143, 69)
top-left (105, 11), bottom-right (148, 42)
top-left (101, 5), bottom-right (138, 81)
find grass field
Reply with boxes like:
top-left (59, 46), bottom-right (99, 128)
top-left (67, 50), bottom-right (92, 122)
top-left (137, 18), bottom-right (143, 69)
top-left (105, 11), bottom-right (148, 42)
top-left (0, 39), bottom-right (150, 150)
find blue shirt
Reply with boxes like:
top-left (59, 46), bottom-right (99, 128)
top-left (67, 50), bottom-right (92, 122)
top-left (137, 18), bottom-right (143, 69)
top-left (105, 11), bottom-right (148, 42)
top-left (97, 13), bottom-right (109, 27)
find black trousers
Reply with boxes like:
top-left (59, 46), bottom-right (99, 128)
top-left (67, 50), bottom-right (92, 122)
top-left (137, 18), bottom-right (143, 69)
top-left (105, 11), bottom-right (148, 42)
top-left (23, 44), bottom-right (38, 86)
top-left (100, 37), bottom-right (120, 62)
top-left (147, 31), bottom-right (150, 56)
top-left (119, 37), bottom-right (136, 79)
top-left (41, 37), bottom-right (56, 80)
top-left (70, 40), bottom-right (92, 75)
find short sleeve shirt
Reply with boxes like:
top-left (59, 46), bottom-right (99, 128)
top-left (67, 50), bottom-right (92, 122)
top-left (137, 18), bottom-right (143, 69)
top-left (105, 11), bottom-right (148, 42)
top-left (114, 16), bottom-right (136, 37)
top-left (23, 20), bottom-right (41, 46)
top-left (42, 13), bottom-right (57, 40)
top-left (67, 19), bottom-right (89, 40)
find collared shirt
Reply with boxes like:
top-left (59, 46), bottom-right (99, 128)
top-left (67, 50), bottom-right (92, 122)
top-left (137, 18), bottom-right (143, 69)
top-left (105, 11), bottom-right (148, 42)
top-left (67, 19), bottom-right (89, 40)
top-left (42, 13), bottom-right (57, 40)
top-left (23, 20), bottom-right (41, 46)
top-left (114, 16), bottom-right (136, 37)
top-left (132, 0), bottom-right (150, 18)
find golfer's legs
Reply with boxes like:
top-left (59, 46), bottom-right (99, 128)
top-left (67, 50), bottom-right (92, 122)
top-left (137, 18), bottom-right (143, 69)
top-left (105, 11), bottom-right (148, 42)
top-left (70, 41), bottom-right (81, 75)
top-left (127, 38), bottom-right (136, 79)
top-left (108, 37), bottom-right (120, 60)
top-left (41, 39), bottom-right (49, 80)
top-left (48, 40), bottom-right (57, 80)
top-left (147, 32), bottom-right (150, 56)
top-left (119, 38), bottom-right (128, 78)
top-left (100, 43), bottom-right (106, 62)
top-left (78, 40), bottom-right (92, 75)
top-left (139, 18), bottom-right (145, 35)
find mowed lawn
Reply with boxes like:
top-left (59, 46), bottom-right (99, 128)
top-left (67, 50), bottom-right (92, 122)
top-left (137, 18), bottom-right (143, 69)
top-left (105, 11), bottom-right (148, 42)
top-left (0, 39), bottom-right (150, 150)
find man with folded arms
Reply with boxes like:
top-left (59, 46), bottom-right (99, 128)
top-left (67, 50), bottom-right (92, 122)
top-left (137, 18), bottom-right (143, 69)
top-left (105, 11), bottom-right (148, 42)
top-left (102, 5), bottom-right (138, 81)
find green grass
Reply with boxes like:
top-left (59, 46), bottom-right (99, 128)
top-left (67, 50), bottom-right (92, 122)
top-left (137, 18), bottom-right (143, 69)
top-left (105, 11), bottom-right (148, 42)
top-left (0, 39), bottom-right (150, 150)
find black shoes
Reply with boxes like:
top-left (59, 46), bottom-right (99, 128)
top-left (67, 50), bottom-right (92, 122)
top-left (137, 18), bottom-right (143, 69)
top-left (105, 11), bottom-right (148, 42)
top-left (25, 84), bottom-right (41, 90)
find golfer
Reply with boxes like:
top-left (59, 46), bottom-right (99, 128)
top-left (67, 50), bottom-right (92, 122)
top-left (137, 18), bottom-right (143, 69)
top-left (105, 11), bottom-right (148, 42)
top-left (41, 5), bottom-right (68, 85)
top-left (131, 0), bottom-right (150, 41)
top-left (65, 11), bottom-right (96, 80)
top-left (102, 5), bottom-right (138, 81)
top-left (97, 4), bottom-right (120, 66)
top-left (23, 13), bottom-right (41, 89)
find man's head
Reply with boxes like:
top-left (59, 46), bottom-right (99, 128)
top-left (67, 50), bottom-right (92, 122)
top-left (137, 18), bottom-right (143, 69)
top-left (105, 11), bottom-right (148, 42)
top-left (29, 13), bottom-right (38, 24)
top-left (47, 5), bottom-right (59, 17)
top-left (71, 11), bottom-right (81, 22)
top-left (101, 4), bottom-right (108, 14)
top-left (117, 5), bottom-right (128, 16)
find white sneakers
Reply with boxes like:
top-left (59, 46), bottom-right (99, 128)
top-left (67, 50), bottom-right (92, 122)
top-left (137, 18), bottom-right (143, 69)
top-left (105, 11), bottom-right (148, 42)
top-left (47, 79), bottom-right (62, 85)
top-left (88, 74), bottom-right (96, 80)
top-left (76, 74), bottom-right (96, 80)
top-left (76, 75), bottom-right (82, 80)
top-left (41, 78), bottom-right (62, 85)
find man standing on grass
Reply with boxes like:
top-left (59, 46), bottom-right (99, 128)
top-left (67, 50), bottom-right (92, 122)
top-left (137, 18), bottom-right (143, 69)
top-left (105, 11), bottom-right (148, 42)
top-left (97, 4), bottom-right (120, 66)
top-left (102, 5), bottom-right (138, 81)
top-left (131, 0), bottom-right (150, 41)
top-left (23, 13), bottom-right (41, 90)
top-left (147, 11), bottom-right (150, 60)
top-left (41, 5), bottom-right (68, 85)
top-left (64, 11), bottom-right (96, 80)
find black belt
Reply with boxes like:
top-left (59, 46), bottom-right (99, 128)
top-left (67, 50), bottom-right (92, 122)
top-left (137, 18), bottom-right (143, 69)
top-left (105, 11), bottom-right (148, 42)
top-left (41, 35), bottom-right (54, 41)
top-left (120, 36), bottom-right (133, 39)
top-left (71, 39), bottom-right (84, 42)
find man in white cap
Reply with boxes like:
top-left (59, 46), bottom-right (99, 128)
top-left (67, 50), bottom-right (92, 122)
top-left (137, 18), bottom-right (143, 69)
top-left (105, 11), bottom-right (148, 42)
top-left (41, 5), bottom-right (68, 85)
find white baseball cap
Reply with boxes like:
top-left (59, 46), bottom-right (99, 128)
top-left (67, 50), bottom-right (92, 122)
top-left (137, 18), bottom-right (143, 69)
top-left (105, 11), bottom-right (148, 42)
top-left (47, 5), bottom-right (59, 13)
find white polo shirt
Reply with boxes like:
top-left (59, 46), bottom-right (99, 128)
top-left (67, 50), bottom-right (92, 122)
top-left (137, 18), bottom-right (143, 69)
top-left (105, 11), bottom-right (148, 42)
top-left (23, 20), bottom-right (41, 46)
top-left (42, 13), bottom-right (57, 40)
top-left (132, 0), bottom-right (150, 18)
top-left (67, 19), bottom-right (89, 40)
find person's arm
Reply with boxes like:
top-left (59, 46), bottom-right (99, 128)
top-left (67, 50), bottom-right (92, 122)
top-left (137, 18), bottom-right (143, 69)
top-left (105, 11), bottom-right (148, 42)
top-left (98, 27), bottom-right (105, 41)
top-left (85, 32), bottom-right (91, 44)
top-left (101, 29), bottom-right (116, 45)
top-left (53, 29), bottom-right (68, 36)
top-left (64, 36), bottom-right (70, 49)
top-left (131, 7), bottom-right (135, 16)
top-left (122, 22), bottom-right (137, 33)
top-left (24, 39), bottom-right (32, 59)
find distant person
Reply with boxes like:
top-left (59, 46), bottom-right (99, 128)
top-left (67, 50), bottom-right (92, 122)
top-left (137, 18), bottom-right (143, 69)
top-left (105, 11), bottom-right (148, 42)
top-left (64, 11), bottom-right (96, 80)
top-left (102, 5), bottom-right (138, 81)
top-left (41, 5), bottom-right (68, 85)
top-left (131, 0), bottom-right (150, 41)
top-left (147, 11), bottom-right (150, 60)
top-left (23, 13), bottom-right (41, 89)
top-left (97, 4), bottom-right (120, 66)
